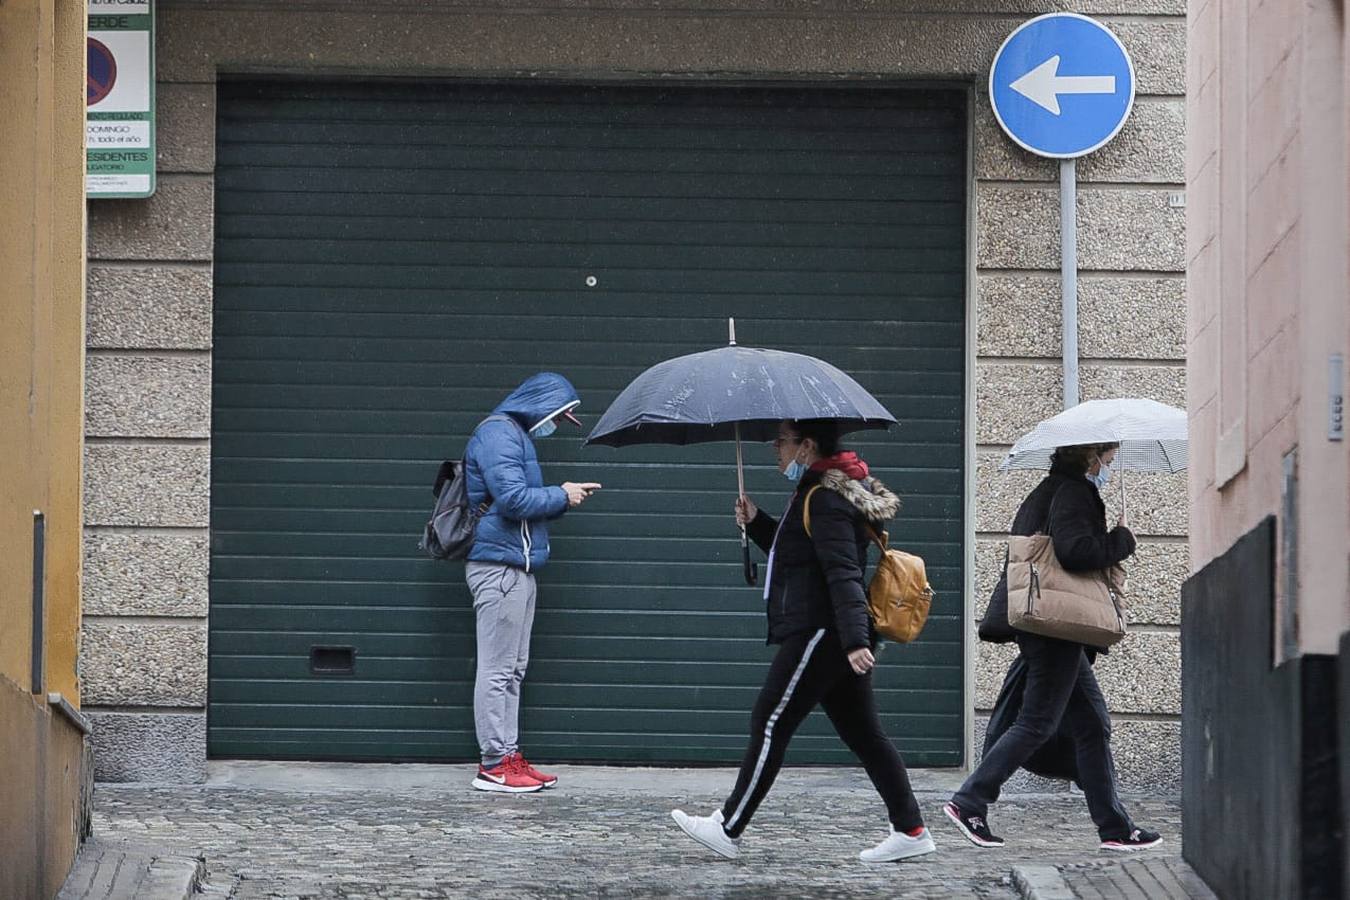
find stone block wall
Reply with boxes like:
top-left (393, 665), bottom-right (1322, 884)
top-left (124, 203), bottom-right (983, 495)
top-left (84, 91), bottom-right (214, 778)
top-left (83, 0), bottom-right (1188, 789)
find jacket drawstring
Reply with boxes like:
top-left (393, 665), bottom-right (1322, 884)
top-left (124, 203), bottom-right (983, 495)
top-left (520, 519), bottom-right (532, 573)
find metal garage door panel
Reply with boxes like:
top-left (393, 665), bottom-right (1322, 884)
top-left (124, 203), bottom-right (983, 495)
top-left (210, 81), bottom-right (967, 765)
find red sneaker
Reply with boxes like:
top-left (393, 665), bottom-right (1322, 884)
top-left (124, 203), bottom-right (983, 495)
top-left (472, 757), bottom-right (543, 793)
top-left (511, 752), bottom-right (558, 789)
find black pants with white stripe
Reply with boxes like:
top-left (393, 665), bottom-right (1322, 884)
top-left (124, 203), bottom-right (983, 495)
top-left (719, 628), bottom-right (924, 838)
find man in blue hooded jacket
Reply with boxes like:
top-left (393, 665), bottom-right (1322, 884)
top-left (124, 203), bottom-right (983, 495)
top-left (463, 372), bottom-right (600, 793)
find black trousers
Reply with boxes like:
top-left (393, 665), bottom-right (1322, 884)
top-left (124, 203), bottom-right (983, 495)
top-left (719, 628), bottom-right (923, 838)
top-left (953, 632), bottom-right (1134, 840)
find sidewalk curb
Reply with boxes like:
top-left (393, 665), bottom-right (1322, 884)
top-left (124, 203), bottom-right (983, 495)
top-left (58, 839), bottom-right (204, 900)
top-left (142, 854), bottom-right (205, 899)
top-left (1015, 858), bottom-right (1221, 900)
top-left (1012, 865), bottom-right (1076, 900)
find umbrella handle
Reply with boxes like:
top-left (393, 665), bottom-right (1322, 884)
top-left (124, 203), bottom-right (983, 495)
top-left (734, 422), bottom-right (757, 585)
top-left (741, 529), bottom-right (758, 586)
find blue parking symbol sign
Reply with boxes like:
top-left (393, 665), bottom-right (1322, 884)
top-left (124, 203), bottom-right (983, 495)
top-left (989, 13), bottom-right (1135, 159)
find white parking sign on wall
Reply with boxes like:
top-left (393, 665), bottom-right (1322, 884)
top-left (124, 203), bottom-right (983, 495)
top-left (87, 0), bottom-right (155, 198)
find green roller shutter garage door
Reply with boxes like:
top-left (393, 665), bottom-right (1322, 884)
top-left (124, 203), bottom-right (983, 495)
top-left (209, 80), bottom-right (967, 765)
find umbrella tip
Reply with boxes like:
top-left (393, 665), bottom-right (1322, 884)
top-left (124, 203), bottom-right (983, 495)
top-left (728, 317), bottom-right (736, 346)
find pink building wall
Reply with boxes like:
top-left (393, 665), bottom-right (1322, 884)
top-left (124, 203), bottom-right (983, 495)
top-left (1187, 0), bottom-right (1349, 656)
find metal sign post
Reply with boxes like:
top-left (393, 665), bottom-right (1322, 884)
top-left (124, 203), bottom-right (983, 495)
top-left (989, 12), bottom-right (1136, 410)
top-left (1061, 158), bottom-right (1079, 408)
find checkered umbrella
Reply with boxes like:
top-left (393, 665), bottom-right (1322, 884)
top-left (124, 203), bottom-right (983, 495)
top-left (999, 398), bottom-right (1187, 473)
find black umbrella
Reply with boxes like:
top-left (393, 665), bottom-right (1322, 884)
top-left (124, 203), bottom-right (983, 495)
top-left (586, 319), bottom-right (897, 585)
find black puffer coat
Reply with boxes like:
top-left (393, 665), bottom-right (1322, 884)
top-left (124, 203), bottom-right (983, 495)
top-left (978, 460), bottom-right (1137, 643)
top-left (746, 467), bottom-right (901, 652)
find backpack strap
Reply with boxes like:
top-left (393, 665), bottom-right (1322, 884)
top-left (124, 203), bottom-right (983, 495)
top-left (475, 413), bottom-right (514, 434)
top-left (801, 485), bottom-right (824, 537)
top-left (802, 483), bottom-right (889, 552)
top-left (431, 459), bottom-right (457, 497)
top-left (867, 526), bottom-right (888, 551)
top-left (463, 414), bottom-right (515, 510)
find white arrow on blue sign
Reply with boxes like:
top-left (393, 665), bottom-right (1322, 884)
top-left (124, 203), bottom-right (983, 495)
top-left (989, 13), bottom-right (1135, 159)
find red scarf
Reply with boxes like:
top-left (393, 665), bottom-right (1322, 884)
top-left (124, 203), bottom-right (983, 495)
top-left (809, 451), bottom-right (869, 480)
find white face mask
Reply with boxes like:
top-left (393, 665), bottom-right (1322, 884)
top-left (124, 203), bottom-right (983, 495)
top-left (1089, 460), bottom-right (1113, 490)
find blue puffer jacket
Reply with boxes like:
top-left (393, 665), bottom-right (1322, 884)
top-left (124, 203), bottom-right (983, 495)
top-left (464, 373), bottom-right (579, 572)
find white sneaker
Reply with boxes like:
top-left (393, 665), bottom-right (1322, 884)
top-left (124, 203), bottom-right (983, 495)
top-left (671, 808), bottom-right (739, 859)
top-left (859, 826), bottom-right (937, 863)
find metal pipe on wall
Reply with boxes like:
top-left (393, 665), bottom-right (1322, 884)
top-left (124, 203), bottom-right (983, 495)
top-left (31, 510), bottom-right (45, 694)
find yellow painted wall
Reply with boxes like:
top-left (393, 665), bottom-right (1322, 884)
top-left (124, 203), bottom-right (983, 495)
top-left (49, 0), bottom-right (88, 702)
top-left (0, 0), bottom-right (85, 698)
top-left (1, 679), bottom-right (91, 899)
top-left (0, 0), bottom-right (89, 895)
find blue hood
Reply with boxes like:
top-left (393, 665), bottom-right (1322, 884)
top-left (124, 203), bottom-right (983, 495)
top-left (493, 372), bottom-right (581, 431)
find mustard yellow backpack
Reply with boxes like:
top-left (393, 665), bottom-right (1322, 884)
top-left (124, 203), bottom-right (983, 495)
top-left (803, 484), bottom-right (934, 643)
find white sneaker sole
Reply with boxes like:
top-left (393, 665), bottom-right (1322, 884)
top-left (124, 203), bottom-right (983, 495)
top-left (671, 810), bottom-right (739, 859)
top-left (471, 776), bottom-right (543, 794)
top-left (943, 803), bottom-right (1004, 848)
top-left (859, 835), bottom-right (937, 863)
top-left (1100, 837), bottom-right (1163, 852)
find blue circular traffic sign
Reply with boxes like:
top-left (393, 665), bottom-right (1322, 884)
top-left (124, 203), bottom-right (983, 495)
top-left (989, 13), bottom-right (1135, 159)
top-left (88, 37), bottom-right (117, 106)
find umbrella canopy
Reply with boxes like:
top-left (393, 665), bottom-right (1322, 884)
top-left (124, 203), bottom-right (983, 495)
top-left (999, 398), bottom-right (1188, 473)
top-left (586, 335), bottom-right (895, 586)
top-left (585, 345), bottom-right (896, 447)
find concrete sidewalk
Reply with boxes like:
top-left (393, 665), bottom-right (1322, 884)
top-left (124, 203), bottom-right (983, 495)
top-left (83, 762), bottom-right (1199, 899)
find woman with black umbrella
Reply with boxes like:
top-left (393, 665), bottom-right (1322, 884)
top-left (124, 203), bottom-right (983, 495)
top-left (670, 418), bottom-right (935, 864)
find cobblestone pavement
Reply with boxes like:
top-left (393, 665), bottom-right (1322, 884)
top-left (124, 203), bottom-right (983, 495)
top-left (90, 763), bottom-right (1184, 899)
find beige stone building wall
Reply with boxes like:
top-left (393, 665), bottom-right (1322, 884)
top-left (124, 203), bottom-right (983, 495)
top-left (1186, 0), bottom-right (1349, 658)
top-left (84, 0), bottom-right (1188, 787)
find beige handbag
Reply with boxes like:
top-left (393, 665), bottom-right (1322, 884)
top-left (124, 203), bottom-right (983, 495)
top-left (1005, 532), bottom-right (1127, 648)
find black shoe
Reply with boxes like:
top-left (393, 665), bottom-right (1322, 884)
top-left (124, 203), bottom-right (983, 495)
top-left (943, 801), bottom-right (1004, 848)
top-left (1101, 827), bottom-right (1163, 852)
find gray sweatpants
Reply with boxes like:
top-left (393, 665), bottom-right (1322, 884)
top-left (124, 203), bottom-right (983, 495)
top-left (465, 561), bottom-right (538, 768)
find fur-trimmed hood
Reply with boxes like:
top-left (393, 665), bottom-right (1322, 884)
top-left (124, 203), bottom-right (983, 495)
top-left (818, 468), bottom-right (901, 522)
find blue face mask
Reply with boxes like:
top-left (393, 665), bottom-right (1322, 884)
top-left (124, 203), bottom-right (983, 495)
top-left (1089, 461), bottom-right (1113, 490)
top-left (784, 458), bottom-right (807, 481)
top-left (531, 418), bottom-right (557, 438)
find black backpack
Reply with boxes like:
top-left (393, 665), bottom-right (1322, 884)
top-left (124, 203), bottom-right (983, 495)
top-left (418, 416), bottom-right (505, 560)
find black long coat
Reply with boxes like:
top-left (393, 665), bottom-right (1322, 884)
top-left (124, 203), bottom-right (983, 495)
top-left (983, 653), bottom-right (1084, 784)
